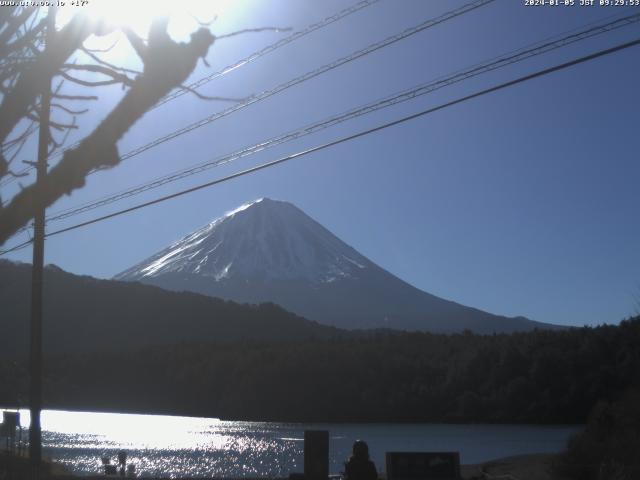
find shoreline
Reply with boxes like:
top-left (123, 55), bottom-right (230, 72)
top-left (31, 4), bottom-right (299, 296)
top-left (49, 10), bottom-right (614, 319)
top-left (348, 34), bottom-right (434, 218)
top-left (2, 453), bottom-right (561, 480)
top-left (4, 404), bottom-right (585, 427)
top-left (461, 453), bottom-right (560, 480)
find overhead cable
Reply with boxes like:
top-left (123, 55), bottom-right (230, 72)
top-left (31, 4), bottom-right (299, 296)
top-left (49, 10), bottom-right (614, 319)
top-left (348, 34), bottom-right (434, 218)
top-left (3, 35), bottom-right (638, 256)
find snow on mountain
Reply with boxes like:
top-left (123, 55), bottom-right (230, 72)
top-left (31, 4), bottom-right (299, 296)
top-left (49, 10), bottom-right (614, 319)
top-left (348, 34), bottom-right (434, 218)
top-left (116, 198), bottom-right (557, 333)
top-left (116, 198), bottom-right (371, 284)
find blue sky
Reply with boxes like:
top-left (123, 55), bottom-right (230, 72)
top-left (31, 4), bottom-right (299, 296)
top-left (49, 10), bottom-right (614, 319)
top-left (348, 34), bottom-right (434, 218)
top-left (3, 0), bottom-right (640, 327)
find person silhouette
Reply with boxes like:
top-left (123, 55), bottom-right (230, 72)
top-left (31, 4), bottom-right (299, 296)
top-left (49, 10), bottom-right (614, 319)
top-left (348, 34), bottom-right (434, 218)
top-left (344, 440), bottom-right (377, 480)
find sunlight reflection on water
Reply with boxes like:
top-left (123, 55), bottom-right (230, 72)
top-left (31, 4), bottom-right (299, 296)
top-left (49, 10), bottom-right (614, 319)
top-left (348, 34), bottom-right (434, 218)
top-left (42, 424), bottom-right (302, 477)
top-left (13, 409), bottom-right (580, 477)
top-left (19, 410), bottom-right (304, 477)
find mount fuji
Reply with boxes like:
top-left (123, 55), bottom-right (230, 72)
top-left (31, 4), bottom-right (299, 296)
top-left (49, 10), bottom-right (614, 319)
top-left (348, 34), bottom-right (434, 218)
top-left (115, 198), bottom-right (553, 333)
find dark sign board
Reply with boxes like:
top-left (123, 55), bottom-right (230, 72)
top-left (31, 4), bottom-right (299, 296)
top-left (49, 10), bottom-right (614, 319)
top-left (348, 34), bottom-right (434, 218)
top-left (1, 411), bottom-right (19, 437)
top-left (304, 430), bottom-right (329, 480)
top-left (386, 452), bottom-right (460, 480)
top-left (2, 411), bottom-right (19, 429)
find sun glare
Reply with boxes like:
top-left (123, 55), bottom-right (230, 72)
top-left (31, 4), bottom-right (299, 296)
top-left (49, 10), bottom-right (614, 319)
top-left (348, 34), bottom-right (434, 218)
top-left (57, 0), bottom-right (237, 41)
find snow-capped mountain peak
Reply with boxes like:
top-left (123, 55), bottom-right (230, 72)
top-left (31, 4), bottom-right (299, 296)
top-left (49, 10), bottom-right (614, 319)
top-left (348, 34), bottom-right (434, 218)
top-left (116, 198), bottom-right (552, 334)
top-left (115, 198), bottom-right (369, 284)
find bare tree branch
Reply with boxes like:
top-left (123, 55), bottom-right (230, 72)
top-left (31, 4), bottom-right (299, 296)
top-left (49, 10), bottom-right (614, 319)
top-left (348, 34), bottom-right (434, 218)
top-left (177, 82), bottom-right (247, 102)
top-left (49, 116), bottom-right (77, 154)
top-left (0, 20), bottom-right (215, 243)
top-left (25, 109), bottom-right (77, 131)
top-left (0, 17), bottom-right (45, 58)
top-left (60, 64), bottom-right (134, 85)
top-left (0, 12), bottom-right (113, 148)
top-left (0, 6), bottom-right (18, 28)
top-left (50, 103), bottom-right (89, 115)
top-left (52, 93), bottom-right (99, 101)
top-left (122, 27), bottom-right (147, 61)
top-left (2, 120), bottom-right (37, 151)
top-left (0, 7), bottom-right (37, 46)
top-left (81, 47), bottom-right (141, 75)
top-left (190, 12), bottom-right (217, 27)
top-left (59, 70), bottom-right (129, 88)
top-left (216, 26), bottom-right (292, 40)
top-left (5, 168), bottom-right (30, 179)
top-left (83, 38), bottom-right (119, 53)
top-left (48, 119), bottom-right (79, 132)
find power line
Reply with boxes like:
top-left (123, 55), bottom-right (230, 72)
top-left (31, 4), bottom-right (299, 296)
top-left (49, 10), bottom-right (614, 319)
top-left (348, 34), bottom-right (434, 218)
top-left (0, 238), bottom-right (32, 255)
top-left (93, 0), bottom-right (493, 170)
top-left (0, 0), bottom-right (493, 216)
top-left (155, 0), bottom-right (383, 108)
top-left (2, 35), bottom-right (638, 256)
top-left (3, 0), bottom-right (495, 239)
top-left (36, 11), bottom-right (640, 226)
top-left (0, 0), bottom-right (383, 188)
top-left (4, 0), bottom-right (492, 188)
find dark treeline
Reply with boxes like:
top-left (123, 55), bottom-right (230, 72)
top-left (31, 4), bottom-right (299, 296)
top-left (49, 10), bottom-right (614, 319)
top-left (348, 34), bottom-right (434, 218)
top-left (556, 390), bottom-right (640, 479)
top-left (2, 317), bottom-right (639, 424)
top-left (0, 260), bottom-right (340, 358)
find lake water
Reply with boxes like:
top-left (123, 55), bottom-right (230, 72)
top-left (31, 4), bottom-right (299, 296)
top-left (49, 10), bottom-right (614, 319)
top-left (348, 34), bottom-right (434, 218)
top-left (9, 409), bottom-right (580, 477)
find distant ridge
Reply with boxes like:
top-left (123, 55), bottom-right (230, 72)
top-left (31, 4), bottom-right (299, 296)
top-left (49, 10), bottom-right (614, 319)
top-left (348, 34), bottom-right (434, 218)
top-left (116, 198), bottom-right (558, 334)
top-left (0, 259), bottom-right (340, 358)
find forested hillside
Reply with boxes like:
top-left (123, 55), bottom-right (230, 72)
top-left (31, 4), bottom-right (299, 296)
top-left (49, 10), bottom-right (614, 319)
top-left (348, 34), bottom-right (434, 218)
top-left (0, 260), bottom-right (340, 358)
top-left (2, 317), bottom-right (638, 424)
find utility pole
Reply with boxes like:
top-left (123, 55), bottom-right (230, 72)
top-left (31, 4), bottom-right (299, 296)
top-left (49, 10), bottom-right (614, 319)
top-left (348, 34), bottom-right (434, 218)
top-left (29, 5), bottom-right (56, 472)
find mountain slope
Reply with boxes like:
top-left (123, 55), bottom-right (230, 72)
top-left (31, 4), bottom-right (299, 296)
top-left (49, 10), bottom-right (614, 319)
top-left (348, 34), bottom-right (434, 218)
top-left (0, 260), bottom-right (340, 359)
top-left (116, 198), bottom-right (554, 333)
